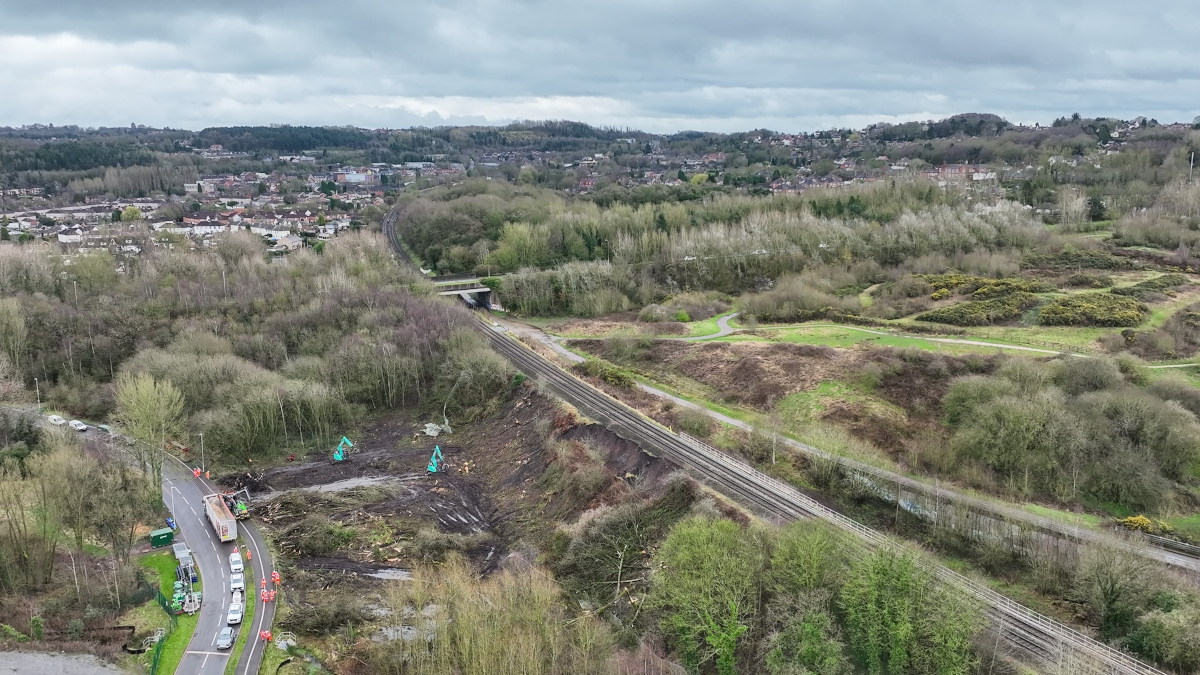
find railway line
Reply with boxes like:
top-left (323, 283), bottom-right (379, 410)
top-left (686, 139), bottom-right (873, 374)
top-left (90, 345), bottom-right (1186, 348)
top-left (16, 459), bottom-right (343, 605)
top-left (380, 206), bottom-right (1175, 675)
top-left (479, 323), bottom-right (1167, 675)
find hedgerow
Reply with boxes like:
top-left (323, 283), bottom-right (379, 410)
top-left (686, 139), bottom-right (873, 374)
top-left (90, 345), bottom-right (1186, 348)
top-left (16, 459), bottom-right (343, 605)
top-left (1038, 293), bottom-right (1148, 327)
top-left (916, 292), bottom-right (1040, 326)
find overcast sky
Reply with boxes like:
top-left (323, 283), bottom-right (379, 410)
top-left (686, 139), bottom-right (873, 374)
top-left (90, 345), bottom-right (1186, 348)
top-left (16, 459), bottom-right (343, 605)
top-left (1, 0), bottom-right (1198, 133)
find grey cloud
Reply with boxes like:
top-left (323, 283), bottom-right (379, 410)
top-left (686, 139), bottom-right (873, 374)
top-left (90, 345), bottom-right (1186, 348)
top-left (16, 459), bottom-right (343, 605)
top-left (0, 0), bottom-right (1197, 131)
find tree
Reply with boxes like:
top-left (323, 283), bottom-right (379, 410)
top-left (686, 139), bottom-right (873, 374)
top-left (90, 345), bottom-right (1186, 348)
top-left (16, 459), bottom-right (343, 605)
top-left (678, 170), bottom-right (688, 181)
top-left (120, 205), bottom-right (143, 222)
top-left (652, 516), bottom-right (765, 673)
top-left (0, 226), bottom-right (8, 241)
top-left (0, 298), bottom-right (27, 376)
top-left (113, 372), bottom-right (185, 491)
top-left (839, 549), bottom-right (981, 675)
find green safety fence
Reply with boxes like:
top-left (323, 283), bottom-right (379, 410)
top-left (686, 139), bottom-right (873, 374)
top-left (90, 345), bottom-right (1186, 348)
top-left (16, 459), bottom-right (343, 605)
top-left (148, 589), bottom-right (178, 675)
top-left (154, 590), bottom-right (179, 629)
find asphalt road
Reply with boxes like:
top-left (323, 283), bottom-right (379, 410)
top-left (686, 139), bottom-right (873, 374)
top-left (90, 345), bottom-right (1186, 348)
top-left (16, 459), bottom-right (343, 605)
top-left (7, 408), bottom-right (279, 675)
top-left (164, 462), bottom-right (236, 675)
top-left (166, 458), bottom-right (277, 675)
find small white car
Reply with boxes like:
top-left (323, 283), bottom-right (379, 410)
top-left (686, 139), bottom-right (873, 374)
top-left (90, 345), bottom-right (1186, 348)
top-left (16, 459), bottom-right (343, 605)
top-left (47, 415), bottom-right (66, 426)
top-left (229, 552), bottom-right (244, 574)
top-left (68, 420), bottom-right (88, 432)
top-left (229, 572), bottom-right (245, 592)
top-left (226, 602), bottom-right (243, 625)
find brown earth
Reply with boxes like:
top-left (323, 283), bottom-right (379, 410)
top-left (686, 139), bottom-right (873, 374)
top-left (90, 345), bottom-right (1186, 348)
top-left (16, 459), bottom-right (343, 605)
top-left (221, 386), bottom-right (680, 579)
top-left (578, 339), bottom-right (866, 409)
top-left (577, 337), bottom-right (1003, 462)
top-left (550, 313), bottom-right (688, 337)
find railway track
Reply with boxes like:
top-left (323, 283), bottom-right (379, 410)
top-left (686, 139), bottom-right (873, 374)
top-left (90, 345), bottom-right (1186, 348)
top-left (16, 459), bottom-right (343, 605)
top-left (479, 324), bottom-right (1167, 675)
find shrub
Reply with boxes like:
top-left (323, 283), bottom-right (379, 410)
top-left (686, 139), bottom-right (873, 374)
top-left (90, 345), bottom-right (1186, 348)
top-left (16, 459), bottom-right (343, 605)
top-left (1050, 357), bottom-right (1123, 395)
top-left (0, 624), bottom-right (28, 642)
top-left (639, 304), bottom-right (673, 322)
top-left (573, 359), bottom-right (634, 387)
top-left (1066, 272), bottom-right (1113, 288)
top-left (677, 407), bottom-right (714, 437)
top-left (1038, 293), bottom-right (1148, 326)
top-left (916, 292), bottom-right (1040, 326)
top-left (1022, 249), bottom-right (1135, 270)
top-left (1111, 273), bottom-right (1188, 301)
top-left (916, 274), bottom-right (1051, 298)
top-left (675, 310), bottom-right (691, 322)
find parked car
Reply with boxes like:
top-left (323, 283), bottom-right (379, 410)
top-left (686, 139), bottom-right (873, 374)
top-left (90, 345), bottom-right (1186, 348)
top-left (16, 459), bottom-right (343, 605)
top-left (226, 602), bottom-right (243, 625)
top-left (47, 415), bottom-right (66, 425)
top-left (229, 551), bottom-right (244, 574)
top-left (216, 626), bottom-right (235, 650)
top-left (68, 420), bottom-right (88, 432)
top-left (230, 572), bottom-right (244, 592)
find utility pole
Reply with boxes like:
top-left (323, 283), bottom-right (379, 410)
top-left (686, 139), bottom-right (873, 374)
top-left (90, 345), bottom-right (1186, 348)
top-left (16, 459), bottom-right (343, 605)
top-left (34, 377), bottom-right (39, 407)
top-left (199, 433), bottom-right (205, 473)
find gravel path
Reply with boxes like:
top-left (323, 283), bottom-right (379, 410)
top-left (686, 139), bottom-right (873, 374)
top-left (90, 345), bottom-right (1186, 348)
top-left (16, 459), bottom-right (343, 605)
top-left (0, 652), bottom-right (126, 675)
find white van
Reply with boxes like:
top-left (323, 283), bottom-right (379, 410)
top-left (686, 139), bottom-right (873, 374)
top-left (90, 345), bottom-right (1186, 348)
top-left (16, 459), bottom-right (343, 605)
top-left (229, 551), bottom-right (244, 574)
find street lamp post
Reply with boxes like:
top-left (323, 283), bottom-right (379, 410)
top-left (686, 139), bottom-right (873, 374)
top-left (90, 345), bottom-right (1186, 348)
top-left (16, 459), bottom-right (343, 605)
top-left (199, 433), bottom-right (205, 473)
top-left (34, 377), bottom-right (39, 407)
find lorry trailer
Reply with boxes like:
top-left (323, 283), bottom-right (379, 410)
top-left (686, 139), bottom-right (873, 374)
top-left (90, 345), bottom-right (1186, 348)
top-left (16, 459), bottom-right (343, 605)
top-left (203, 493), bottom-right (238, 542)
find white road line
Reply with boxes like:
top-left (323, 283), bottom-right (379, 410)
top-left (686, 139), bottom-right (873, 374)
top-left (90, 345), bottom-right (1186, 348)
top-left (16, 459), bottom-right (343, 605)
top-left (189, 505), bottom-right (197, 515)
top-left (187, 650), bottom-right (230, 656)
top-left (242, 529), bottom-right (268, 675)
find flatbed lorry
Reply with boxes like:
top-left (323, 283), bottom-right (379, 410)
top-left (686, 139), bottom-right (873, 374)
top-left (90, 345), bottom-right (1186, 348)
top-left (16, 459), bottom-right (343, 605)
top-left (203, 493), bottom-right (237, 542)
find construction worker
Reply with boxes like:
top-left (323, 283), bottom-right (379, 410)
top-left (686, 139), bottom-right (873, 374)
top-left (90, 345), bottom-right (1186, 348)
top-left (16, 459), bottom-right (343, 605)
top-left (261, 577), bottom-right (267, 591)
top-left (259, 630), bottom-right (266, 642)
top-left (271, 570), bottom-right (280, 586)
top-left (261, 588), bottom-right (268, 603)
top-left (205, 471), bottom-right (210, 480)
top-left (268, 589), bottom-right (276, 602)
top-left (246, 549), bottom-right (251, 561)
top-left (264, 631), bottom-right (272, 642)
top-left (193, 467), bottom-right (201, 478)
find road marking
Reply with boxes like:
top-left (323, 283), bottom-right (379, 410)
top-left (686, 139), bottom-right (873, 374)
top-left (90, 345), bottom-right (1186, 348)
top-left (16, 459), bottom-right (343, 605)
top-left (187, 650), bottom-right (230, 656)
top-left (189, 505), bottom-right (197, 515)
top-left (242, 527), bottom-right (269, 675)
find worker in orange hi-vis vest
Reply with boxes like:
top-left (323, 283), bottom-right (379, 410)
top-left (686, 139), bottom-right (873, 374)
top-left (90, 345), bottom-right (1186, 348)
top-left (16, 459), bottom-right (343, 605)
top-left (193, 467), bottom-right (200, 478)
top-left (261, 578), bottom-right (267, 591)
top-left (246, 549), bottom-right (251, 561)
top-left (259, 631), bottom-right (266, 642)
top-left (268, 590), bottom-right (276, 602)
top-left (271, 570), bottom-right (280, 586)
top-left (261, 589), bottom-right (268, 603)
top-left (264, 631), bottom-right (272, 642)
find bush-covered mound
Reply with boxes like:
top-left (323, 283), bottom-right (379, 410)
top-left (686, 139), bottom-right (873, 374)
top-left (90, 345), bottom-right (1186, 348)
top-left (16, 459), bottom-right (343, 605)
top-left (1110, 273), bottom-right (1188, 301)
top-left (916, 292), bottom-right (1040, 326)
top-left (917, 274), bottom-right (1053, 297)
top-left (1038, 293), bottom-right (1148, 326)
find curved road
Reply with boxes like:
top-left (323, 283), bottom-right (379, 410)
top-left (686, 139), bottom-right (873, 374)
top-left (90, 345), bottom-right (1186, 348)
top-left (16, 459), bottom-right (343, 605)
top-left (164, 455), bottom-right (276, 675)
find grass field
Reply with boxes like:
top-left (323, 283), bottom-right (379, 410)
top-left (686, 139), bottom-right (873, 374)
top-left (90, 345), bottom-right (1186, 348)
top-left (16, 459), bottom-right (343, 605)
top-left (684, 311), bottom-right (733, 337)
top-left (140, 549), bottom-right (200, 675)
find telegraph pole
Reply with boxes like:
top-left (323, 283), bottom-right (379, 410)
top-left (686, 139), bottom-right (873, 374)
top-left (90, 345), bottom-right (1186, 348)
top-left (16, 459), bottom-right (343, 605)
top-left (199, 433), bottom-right (205, 473)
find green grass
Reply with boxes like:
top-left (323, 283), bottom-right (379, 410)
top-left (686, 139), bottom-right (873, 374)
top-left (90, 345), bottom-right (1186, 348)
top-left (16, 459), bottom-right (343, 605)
top-left (139, 549), bottom-right (200, 675)
top-left (1021, 503), bottom-right (1104, 529)
top-left (1166, 512), bottom-right (1200, 541)
top-left (683, 311), bottom-right (733, 337)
